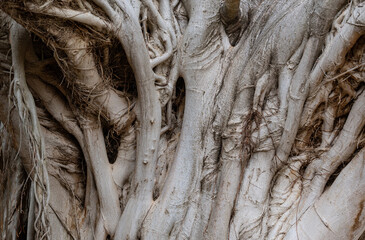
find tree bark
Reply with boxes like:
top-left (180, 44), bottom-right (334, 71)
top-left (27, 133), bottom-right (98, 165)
top-left (0, 0), bottom-right (365, 239)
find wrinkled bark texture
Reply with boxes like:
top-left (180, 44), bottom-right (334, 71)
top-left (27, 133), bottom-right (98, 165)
top-left (0, 0), bottom-right (365, 239)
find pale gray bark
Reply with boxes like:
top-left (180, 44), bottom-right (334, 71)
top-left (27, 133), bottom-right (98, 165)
top-left (0, 0), bottom-right (365, 239)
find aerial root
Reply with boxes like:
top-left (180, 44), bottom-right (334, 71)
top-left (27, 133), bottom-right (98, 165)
top-left (10, 22), bottom-right (51, 239)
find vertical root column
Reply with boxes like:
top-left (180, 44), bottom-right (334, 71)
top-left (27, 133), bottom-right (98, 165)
top-left (10, 22), bottom-right (50, 239)
top-left (79, 115), bottom-right (121, 236)
top-left (205, 112), bottom-right (249, 240)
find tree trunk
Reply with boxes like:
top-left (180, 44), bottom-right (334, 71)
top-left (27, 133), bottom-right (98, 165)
top-left (0, 0), bottom-right (365, 239)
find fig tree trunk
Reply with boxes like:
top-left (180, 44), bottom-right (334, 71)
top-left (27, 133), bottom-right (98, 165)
top-left (0, 0), bottom-right (365, 239)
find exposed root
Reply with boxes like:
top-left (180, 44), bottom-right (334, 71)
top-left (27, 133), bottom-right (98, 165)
top-left (10, 22), bottom-right (50, 239)
top-left (1, 1), bottom-right (365, 240)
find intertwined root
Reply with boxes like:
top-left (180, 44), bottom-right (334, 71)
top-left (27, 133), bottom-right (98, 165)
top-left (0, 0), bottom-right (364, 239)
